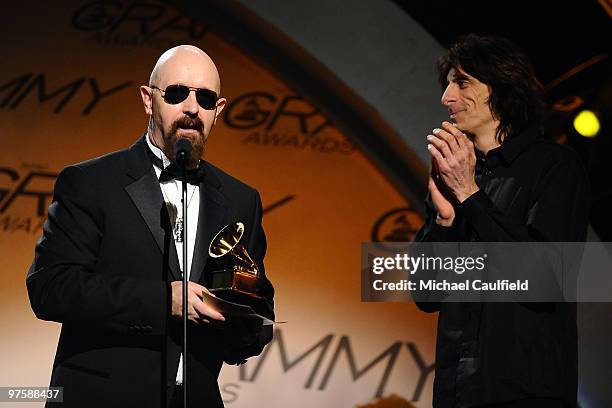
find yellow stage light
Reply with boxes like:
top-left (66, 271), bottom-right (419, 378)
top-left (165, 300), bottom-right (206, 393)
top-left (573, 110), bottom-right (600, 137)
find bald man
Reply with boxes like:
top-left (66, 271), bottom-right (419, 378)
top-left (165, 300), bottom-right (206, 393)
top-left (26, 45), bottom-right (275, 408)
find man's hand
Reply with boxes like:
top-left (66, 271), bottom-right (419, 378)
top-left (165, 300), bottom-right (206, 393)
top-left (427, 121), bottom-right (479, 203)
top-left (429, 165), bottom-right (455, 227)
top-left (171, 281), bottom-right (225, 324)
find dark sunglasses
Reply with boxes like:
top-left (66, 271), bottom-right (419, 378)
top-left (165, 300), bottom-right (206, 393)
top-left (150, 84), bottom-right (219, 110)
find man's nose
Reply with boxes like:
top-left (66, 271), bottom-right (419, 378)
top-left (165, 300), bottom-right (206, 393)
top-left (182, 90), bottom-right (199, 115)
top-left (441, 84), bottom-right (456, 106)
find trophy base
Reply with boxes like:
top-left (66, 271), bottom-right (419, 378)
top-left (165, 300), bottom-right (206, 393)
top-left (208, 268), bottom-right (264, 309)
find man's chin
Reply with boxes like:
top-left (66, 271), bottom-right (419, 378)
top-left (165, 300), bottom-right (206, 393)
top-left (165, 132), bottom-right (205, 166)
top-left (174, 130), bottom-right (204, 148)
top-left (449, 119), bottom-right (467, 133)
top-left (174, 131), bottom-right (205, 149)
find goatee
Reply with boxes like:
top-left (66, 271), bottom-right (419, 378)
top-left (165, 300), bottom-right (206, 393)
top-left (165, 116), bottom-right (206, 168)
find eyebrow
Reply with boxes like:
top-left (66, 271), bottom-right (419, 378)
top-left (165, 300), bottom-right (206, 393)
top-left (451, 72), bottom-right (470, 82)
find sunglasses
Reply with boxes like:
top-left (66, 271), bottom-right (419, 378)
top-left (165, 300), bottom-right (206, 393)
top-left (150, 84), bottom-right (219, 110)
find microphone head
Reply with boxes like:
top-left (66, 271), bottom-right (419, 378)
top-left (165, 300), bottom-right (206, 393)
top-left (174, 138), bottom-right (192, 167)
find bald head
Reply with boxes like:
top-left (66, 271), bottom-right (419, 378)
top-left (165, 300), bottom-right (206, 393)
top-left (140, 45), bottom-right (227, 168)
top-left (149, 45), bottom-right (221, 94)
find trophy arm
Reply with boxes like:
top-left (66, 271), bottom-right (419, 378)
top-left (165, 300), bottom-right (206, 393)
top-left (232, 243), bottom-right (260, 276)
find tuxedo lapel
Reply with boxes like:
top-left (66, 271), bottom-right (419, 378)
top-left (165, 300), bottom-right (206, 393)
top-left (124, 136), bottom-right (182, 281)
top-left (189, 165), bottom-right (227, 284)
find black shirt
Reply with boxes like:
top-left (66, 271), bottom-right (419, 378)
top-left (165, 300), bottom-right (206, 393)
top-left (414, 127), bottom-right (590, 408)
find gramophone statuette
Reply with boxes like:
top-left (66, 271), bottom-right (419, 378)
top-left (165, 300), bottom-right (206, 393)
top-left (207, 222), bottom-right (262, 304)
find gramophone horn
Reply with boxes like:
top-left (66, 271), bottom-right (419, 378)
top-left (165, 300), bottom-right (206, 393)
top-left (209, 222), bottom-right (245, 258)
top-left (208, 222), bottom-right (259, 276)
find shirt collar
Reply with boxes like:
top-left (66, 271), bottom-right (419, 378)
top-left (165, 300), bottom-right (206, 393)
top-left (145, 133), bottom-right (172, 169)
top-left (478, 127), bottom-right (540, 165)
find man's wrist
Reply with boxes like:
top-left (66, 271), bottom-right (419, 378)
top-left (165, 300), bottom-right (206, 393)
top-left (455, 185), bottom-right (480, 203)
top-left (435, 214), bottom-right (454, 227)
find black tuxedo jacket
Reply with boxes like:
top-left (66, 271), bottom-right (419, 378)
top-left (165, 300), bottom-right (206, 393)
top-left (27, 135), bottom-right (274, 407)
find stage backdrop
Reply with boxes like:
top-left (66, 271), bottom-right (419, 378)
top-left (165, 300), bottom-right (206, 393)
top-left (0, 1), bottom-right (436, 407)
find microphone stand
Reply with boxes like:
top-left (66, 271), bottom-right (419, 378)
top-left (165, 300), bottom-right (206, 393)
top-left (175, 139), bottom-right (191, 408)
top-left (181, 165), bottom-right (188, 408)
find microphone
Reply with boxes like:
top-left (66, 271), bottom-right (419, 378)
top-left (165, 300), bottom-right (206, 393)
top-left (174, 138), bottom-right (192, 168)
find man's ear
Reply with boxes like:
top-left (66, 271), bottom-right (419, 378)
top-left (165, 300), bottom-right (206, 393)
top-left (213, 97), bottom-right (227, 125)
top-left (140, 85), bottom-right (153, 115)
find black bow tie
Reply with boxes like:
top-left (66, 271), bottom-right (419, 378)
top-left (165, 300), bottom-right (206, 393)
top-left (159, 163), bottom-right (206, 185)
top-left (145, 140), bottom-right (206, 185)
